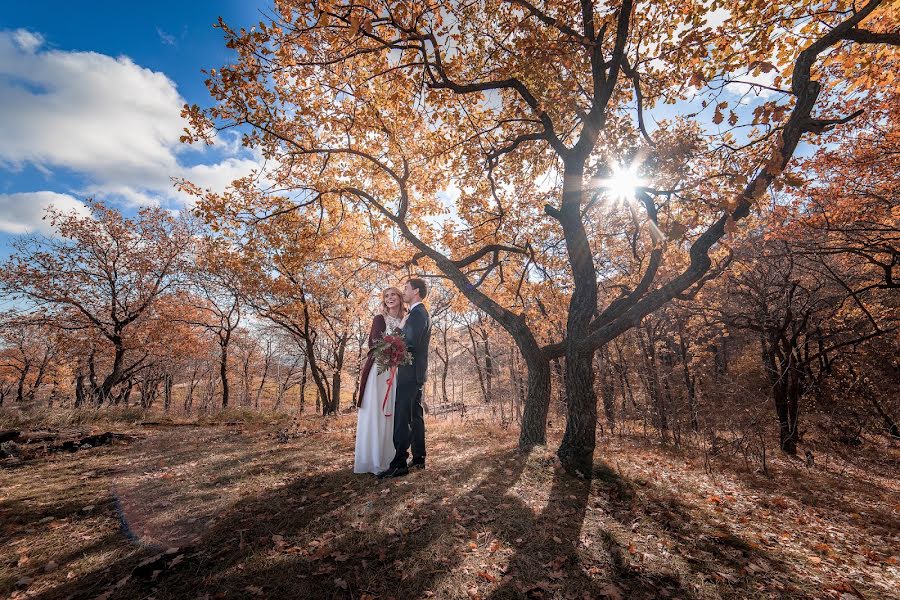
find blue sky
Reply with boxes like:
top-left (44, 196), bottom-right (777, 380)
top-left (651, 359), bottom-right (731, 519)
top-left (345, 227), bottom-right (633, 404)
top-left (0, 1), bottom-right (267, 257)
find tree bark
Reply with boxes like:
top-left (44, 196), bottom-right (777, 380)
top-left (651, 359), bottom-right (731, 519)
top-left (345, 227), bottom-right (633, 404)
top-left (163, 373), bottom-right (172, 413)
top-left (765, 335), bottom-right (801, 454)
top-left (329, 334), bottom-right (348, 414)
top-left (870, 394), bottom-right (900, 439)
top-left (254, 343), bottom-right (272, 410)
top-left (121, 378), bottom-right (133, 407)
top-left (94, 342), bottom-right (127, 405)
top-left (637, 324), bottom-right (668, 437)
top-left (439, 324), bottom-right (451, 405)
top-left (27, 348), bottom-right (51, 404)
top-left (351, 328), bottom-right (365, 409)
top-left (466, 321), bottom-right (488, 404)
top-left (517, 342), bottom-right (550, 447)
top-left (75, 374), bottom-right (86, 408)
top-left (484, 333), bottom-right (494, 405)
top-left (15, 360), bottom-right (30, 404)
top-left (220, 338), bottom-right (230, 409)
top-left (556, 160), bottom-right (601, 476)
top-left (597, 347), bottom-right (616, 433)
top-left (299, 354), bottom-right (307, 414)
top-left (677, 328), bottom-right (699, 432)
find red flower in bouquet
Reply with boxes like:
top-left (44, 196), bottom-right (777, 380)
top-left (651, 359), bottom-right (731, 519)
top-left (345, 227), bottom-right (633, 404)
top-left (374, 330), bottom-right (413, 374)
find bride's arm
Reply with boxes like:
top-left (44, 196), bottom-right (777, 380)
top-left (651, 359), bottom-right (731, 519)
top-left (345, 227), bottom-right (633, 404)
top-left (368, 314), bottom-right (386, 350)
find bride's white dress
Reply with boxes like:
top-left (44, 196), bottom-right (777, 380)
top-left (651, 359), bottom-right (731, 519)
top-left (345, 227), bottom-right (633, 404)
top-left (354, 314), bottom-right (400, 474)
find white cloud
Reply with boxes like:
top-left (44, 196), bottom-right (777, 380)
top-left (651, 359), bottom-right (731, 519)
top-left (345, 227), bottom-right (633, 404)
top-left (704, 8), bottom-right (731, 28)
top-left (156, 27), bottom-right (177, 47)
top-left (12, 29), bottom-right (43, 53)
top-left (184, 156), bottom-right (264, 195)
top-left (725, 68), bottom-right (779, 99)
top-left (436, 182), bottom-right (461, 209)
top-left (0, 191), bottom-right (90, 234)
top-left (0, 30), bottom-right (183, 178)
top-left (0, 29), bottom-right (260, 211)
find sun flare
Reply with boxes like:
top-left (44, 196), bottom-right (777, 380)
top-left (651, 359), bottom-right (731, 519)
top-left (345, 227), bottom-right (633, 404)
top-left (599, 163), bottom-right (646, 203)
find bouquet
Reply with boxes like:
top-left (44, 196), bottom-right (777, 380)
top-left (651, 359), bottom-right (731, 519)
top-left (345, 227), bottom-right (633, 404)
top-left (373, 328), bottom-right (413, 374)
top-left (372, 328), bottom-right (412, 417)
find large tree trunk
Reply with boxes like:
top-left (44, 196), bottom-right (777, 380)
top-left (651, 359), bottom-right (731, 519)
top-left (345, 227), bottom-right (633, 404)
top-left (95, 343), bottom-right (127, 405)
top-left (559, 346), bottom-right (597, 477)
top-left (517, 339), bottom-right (551, 448)
top-left (557, 159), bottom-right (600, 476)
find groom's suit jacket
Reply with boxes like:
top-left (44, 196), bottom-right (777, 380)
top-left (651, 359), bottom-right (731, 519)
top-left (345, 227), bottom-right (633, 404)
top-left (398, 303), bottom-right (431, 386)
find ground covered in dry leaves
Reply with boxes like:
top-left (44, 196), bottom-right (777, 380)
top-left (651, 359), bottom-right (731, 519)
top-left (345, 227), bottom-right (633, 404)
top-left (2, 415), bottom-right (898, 600)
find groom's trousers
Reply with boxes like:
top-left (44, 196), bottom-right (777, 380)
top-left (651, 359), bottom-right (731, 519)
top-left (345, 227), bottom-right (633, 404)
top-left (390, 379), bottom-right (426, 469)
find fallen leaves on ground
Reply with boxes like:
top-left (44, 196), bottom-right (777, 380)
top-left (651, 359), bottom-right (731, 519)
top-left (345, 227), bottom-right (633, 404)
top-left (0, 415), bottom-right (897, 599)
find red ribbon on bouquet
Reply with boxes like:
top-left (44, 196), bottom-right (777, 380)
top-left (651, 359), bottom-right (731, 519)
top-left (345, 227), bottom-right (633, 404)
top-left (382, 366), bottom-right (397, 417)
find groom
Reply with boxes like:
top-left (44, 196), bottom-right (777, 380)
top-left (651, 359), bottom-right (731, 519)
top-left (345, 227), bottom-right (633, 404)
top-left (378, 278), bottom-right (431, 479)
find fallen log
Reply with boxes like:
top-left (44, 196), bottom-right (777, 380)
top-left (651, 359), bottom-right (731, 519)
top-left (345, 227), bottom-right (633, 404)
top-left (1, 430), bottom-right (140, 459)
top-left (51, 432), bottom-right (139, 452)
top-left (16, 430), bottom-right (60, 444)
top-left (0, 430), bottom-right (21, 443)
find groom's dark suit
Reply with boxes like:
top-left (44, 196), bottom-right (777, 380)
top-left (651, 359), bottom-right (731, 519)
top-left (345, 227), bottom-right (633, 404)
top-left (389, 302), bottom-right (431, 469)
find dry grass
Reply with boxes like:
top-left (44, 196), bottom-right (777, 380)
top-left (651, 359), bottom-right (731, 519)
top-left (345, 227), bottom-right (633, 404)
top-left (1, 415), bottom-right (898, 600)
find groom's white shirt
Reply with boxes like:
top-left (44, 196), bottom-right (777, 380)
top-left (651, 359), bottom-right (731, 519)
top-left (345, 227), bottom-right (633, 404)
top-left (408, 301), bottom-right (422, 312)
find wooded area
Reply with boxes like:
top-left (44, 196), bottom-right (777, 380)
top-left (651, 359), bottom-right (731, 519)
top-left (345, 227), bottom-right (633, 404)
top-left (1, 0), bottom-right (898, 598)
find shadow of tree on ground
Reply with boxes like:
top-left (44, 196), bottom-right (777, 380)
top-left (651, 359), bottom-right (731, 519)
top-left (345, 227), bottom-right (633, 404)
top-left (6, 424), bottom-right (887, 600)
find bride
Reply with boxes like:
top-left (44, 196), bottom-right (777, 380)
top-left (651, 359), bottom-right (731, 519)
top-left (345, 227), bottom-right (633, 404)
top-left (354, 287), bottom-right (406, 474)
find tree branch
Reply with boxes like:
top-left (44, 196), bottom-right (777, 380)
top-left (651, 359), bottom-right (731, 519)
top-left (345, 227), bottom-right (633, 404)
top-left (842, 27), bottom-right (900, 46)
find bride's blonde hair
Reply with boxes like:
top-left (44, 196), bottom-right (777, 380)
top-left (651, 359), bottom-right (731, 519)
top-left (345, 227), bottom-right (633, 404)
top-left (380, 286), bottom-right (407, 319)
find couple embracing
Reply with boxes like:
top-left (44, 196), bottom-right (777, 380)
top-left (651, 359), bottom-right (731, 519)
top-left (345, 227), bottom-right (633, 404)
top-left (354, 278), bottom-right (432, 479)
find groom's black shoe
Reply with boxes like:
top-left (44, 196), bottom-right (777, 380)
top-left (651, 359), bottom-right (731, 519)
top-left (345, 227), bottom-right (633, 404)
top-left (409, 461), bottom-right (425, 471)
top-left (376, 466), bottom-right (409, 479)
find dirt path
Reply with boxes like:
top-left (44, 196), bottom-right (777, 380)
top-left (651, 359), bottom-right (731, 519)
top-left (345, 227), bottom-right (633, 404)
top-left (1, 418), bottom-right (898, 599)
